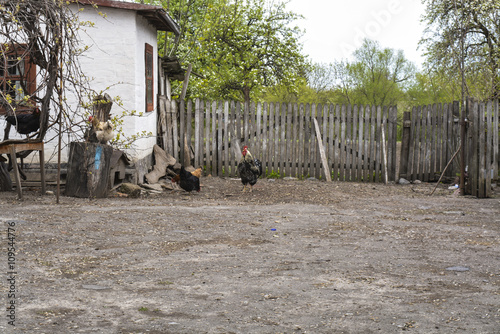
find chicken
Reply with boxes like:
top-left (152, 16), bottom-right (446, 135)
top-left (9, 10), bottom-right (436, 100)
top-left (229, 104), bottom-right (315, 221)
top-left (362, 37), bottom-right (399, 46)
top-left (5, 107), bottom-right (41, 136)
top-left (89, 116), bottom-right (114, 144)
top-left (174, 165), bottom-right (200, 193)
top-left (237, 145), bottom-right (262, 192)
top-left (171, 167), bottom-right (202, 185)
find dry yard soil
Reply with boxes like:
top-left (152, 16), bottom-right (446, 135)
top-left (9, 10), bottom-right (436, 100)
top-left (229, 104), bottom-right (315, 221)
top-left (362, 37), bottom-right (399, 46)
top-left (1, 177), bottom-right (499, 334)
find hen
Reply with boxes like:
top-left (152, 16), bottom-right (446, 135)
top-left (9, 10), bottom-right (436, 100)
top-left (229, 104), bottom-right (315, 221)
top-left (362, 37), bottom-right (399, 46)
top-left (237, 145), bottom-right (262, 192)
top-left (89, 116), bottom-right (114, 144)
top-left (176, 165), bottom-right (200, 193)
top-left (171, 167), bottom-right (202, 185)
top-left (5, 107), bottom-right (41, 136)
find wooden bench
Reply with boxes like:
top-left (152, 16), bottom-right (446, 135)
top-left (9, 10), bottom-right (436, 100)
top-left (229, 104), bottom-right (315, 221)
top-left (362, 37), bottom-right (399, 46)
top-left (0, 139), bottom-right (46, 199)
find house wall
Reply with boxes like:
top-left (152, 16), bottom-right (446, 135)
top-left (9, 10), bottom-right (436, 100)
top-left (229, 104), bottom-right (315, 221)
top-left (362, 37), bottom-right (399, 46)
top-left (1, 4), bottom-right (159, 168)
top-left (71, 4), bottom-right (159, 162)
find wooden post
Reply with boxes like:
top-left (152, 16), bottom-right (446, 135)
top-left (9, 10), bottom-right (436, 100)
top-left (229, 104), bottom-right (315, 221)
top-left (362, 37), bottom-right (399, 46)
top-left (314, 118), bottom-right (331, 182)
top-left (93, 93), bottom-right (113, 121)
top-left (180, 64), bottom-right (192, 101)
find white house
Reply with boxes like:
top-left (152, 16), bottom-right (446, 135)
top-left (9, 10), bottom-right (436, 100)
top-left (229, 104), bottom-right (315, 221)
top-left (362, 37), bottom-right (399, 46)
top-left (0, 0), bottom-right (179, 181)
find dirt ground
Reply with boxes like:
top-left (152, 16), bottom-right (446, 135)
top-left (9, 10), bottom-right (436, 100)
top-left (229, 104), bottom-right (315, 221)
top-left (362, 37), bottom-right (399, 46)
top-left (1, 177), bottom-right (499, 334)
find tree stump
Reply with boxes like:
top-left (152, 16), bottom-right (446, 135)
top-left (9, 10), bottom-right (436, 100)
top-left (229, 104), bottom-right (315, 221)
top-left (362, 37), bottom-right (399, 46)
top-left (65, 142), bottom-right (113, 198)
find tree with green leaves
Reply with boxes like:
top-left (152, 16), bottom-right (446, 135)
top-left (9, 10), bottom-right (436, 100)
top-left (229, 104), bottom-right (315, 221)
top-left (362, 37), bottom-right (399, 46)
top-left (420, 0), bottom-right (500, 100)
top-left (198, 0), bottom-right (306, 103)
top-left (154, 0), bottom-right (306, 103)
top-left (333, 39), bottom-right (416, 107)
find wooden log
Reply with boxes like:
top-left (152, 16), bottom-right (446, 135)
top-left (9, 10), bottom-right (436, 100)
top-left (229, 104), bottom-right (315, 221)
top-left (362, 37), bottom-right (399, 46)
top-left (65, 142), bottom-right (113, 198)
top-left (314, 118), bottom-right (331, 182)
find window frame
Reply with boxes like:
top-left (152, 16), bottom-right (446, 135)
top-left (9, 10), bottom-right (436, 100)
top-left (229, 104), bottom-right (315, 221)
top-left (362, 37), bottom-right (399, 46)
top-left (0, 45), bottom-right (37, 114)
top-left (145, 43), bottom-right (154, 113)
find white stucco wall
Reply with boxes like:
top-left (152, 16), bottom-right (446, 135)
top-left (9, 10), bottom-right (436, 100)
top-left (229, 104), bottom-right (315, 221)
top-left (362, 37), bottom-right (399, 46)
top-left (70, 4), bottom-right (159, 161)
top-left (0, 4), bottom-right (159, 164)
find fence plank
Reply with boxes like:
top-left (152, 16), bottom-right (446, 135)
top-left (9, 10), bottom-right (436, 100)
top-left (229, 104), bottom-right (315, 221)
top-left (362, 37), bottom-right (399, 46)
top-left (345, 104), bottom-right (352, 181)
top-left (298, 104), bottom-right (305, 178)
top-left (292, 103), bottom-right (299, 177)
top-left (356, 106), bottom-right (364, 182)
top-left (230, 101), bottom-right (237, 177)
top-left (470, 100), bottom-right (478, 196)
top-left (235, 102), bottom-right (242, 171)
top-left (426, 105), bottom-right (433, 181)
top-left (217, 102), bottom-right (223, 176)
top-left (204, 100), bottom-right (211, 175)
top-left (223, 101), bottom-right (230, 176)
top-left (338, 104), bottom-right (345, 181)
top-left (314, 104), bottom-right (321, 178)
top-left (322, 104), bottom-right (329, 179)
top-left (375, 106), bottom-right (382, 182)
top-left (363, 105), bottom-right (372, 182)
top-left (211, 101), bottom-right (217, 176)
top-left (485, 101), bottom-right (492, 197)
top-left (172, 100), bottom-right (179, 161)
top-left (444, 103), bottom-right (454, 177)
top-left (186, 100), bottom-right (193, 165)
top-left (275, 103), bottom-right (281, 175)
top-left (494, 100), bottom-right (499, 179)
top-left (262, 102), bottom-right (268, 176)
top-left (194, 99), bottom-right (201, 168)
top-left (253, 102), bottom-right (259, 160)
top-left (368, 106), bottom-right (376, 182)
top-left (389, 106), bottom-right (397, 181)
top-left (286, 103), bottom-right (293, 177)
top-left (430, 104), bottom-right (437, 179)
top-left (436, 104), bottom-right (442, 174)
top-left (351, 105), bottom-right (358, 181)
top-left (478, 102), bottom-right (486, 197)
top-left (268, 102), bottom-right (275, 174)
top-left (308, 104), bottom-right (315, 178)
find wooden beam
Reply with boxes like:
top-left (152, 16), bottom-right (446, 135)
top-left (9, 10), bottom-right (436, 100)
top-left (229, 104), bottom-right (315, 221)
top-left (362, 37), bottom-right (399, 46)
top-left (313, 118), bottom-right (331, 182)
top-left (180, 64), bottom-right (192, 101)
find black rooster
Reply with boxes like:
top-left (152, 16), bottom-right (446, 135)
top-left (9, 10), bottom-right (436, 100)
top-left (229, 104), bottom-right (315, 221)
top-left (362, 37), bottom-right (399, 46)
top-left (5, 107), bottom-right (41, 136)
top-left (237, 145), bottom-right (262, 192)
top-left (178, 165), bottom-right (200, 193)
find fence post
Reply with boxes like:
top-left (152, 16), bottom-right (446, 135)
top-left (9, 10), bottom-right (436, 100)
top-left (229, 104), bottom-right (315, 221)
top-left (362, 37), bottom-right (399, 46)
top-left (399, 111), bottom-right (411, 180)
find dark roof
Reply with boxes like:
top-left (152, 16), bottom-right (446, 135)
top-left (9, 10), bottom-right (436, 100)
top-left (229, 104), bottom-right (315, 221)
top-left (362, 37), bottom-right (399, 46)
top-left (75, 0), bottom-right (180, 35)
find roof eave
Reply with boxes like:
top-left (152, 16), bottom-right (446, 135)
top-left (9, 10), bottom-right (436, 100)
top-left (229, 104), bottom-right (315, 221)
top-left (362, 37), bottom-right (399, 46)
top-left (74, 0), bottom-right (180, 35)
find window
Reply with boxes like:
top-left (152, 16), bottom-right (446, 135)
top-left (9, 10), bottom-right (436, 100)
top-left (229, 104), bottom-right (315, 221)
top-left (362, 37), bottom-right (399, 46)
top-left (145, 43), bottom-right (154, 112)
top-left (0, 46), bottom-right (37, 114)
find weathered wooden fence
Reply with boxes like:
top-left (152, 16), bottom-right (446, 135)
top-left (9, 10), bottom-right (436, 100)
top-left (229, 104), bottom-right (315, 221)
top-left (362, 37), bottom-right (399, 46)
top-left (466, 99), bottom-right (499, 197)
top-left (399, 100), bottom-right (499, 197)
top-left (399, 102), bottom-right (462, 182)
top-left (159, 99), bottom-right (398, 182)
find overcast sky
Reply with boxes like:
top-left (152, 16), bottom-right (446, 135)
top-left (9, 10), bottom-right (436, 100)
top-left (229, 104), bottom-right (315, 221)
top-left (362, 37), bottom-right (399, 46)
top-left (285, 0), bottom-right (427, 68)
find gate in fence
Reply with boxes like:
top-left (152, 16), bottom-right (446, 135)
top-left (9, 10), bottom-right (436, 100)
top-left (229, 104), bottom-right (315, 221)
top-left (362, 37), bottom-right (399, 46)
top-left (399, 100), bottom-right (499, 198)
top-left (466, 99), bottom-right (499, 198)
